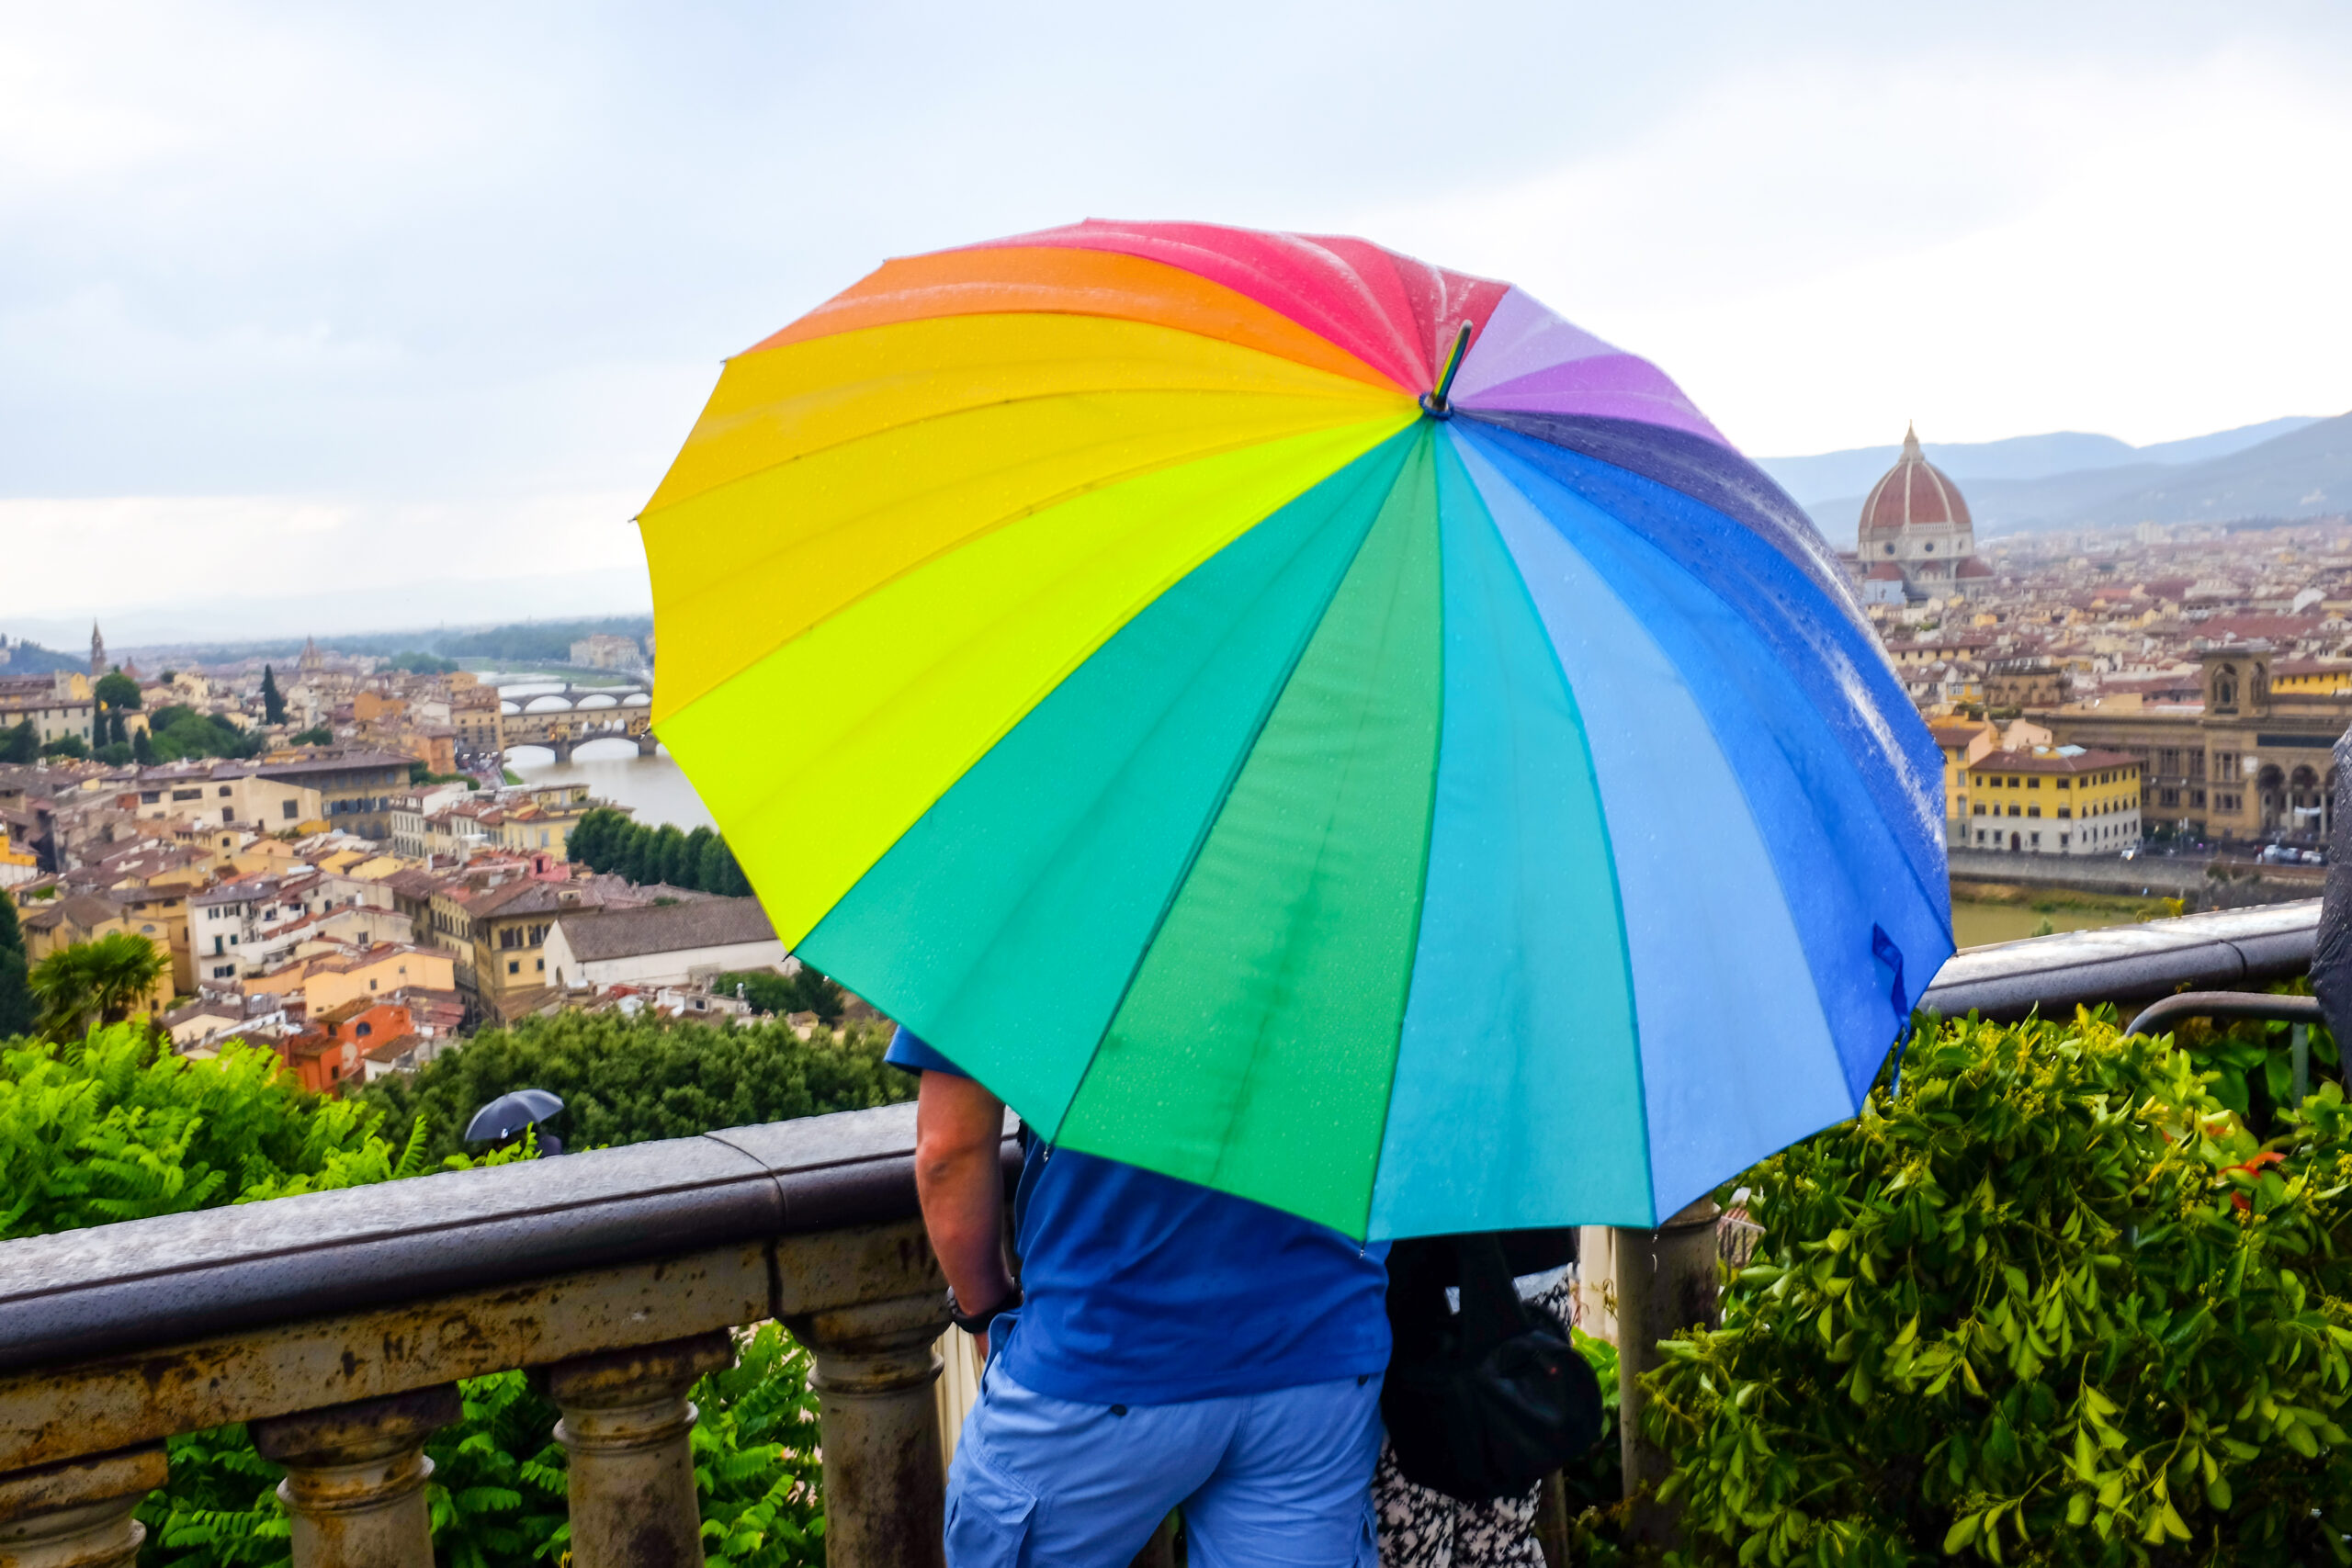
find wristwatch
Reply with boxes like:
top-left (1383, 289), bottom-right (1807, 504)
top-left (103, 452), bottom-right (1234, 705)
top-left (946, 1284), bottom-right (1021, 1337)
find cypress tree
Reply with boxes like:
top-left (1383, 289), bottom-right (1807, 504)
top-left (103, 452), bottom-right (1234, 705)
top-left (655, 825), bottom-right (690, 887)
top-left (683, 827), bottom-right (716, 892)
top-left (0, 722), bottom-right (34, 765)
top-left (0, 897), bottom-right (34, 1039)
top-left (260, 665), bottom-right (287, 726)
top-left (620, 823), bottom-right (655, 885)
top-left (131, 730), bottom-right (157, 767)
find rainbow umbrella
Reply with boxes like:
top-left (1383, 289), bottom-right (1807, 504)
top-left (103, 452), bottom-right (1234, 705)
top-left (639, 220), bottom-right (1951, 1239)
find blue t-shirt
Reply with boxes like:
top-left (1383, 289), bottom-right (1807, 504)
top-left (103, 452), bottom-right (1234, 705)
top-left (887, 1029), bottom-right (1390, 1405)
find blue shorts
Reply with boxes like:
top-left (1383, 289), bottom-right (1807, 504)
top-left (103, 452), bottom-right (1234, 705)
top-left (945, 1360), bottom-right (1384, 1568)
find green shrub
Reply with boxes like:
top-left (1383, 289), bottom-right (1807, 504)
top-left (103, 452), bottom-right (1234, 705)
top-left (1648, 1010), bottom-right (2352, 1566)
top-left (0, 1028), bottom-right (411, 1239)
top-left (356, 1009), bottom-right (911, 1163)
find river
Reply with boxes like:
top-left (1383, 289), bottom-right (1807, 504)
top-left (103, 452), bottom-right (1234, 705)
top-left (506, 740), bottom-right (716, 831)
top-left (1949, 897), bottom-right (2157, 951)
top-left (494, 668), bottom-right (2173, 947)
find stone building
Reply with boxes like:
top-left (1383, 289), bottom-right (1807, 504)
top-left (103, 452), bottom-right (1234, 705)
top-left (1856, 425), bottom-right (1994, 605)
top-left (1960, 748), bottom-right (2143, 855)
top-left (2041, 644), bottom-right (2352, 843)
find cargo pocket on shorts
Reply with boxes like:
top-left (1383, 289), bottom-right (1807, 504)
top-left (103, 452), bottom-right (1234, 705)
top-left (944, 1449), bottom-right (1038, 1568)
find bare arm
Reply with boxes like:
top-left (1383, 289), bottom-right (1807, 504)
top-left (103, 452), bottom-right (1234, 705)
top-left (913, 1070), bottom-right (1016, 1351)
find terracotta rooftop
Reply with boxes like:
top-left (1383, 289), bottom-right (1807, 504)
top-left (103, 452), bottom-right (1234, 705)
top-left (1860, 426), bottom-right (1973, 536)
top-left (1970, 748), bottom-right (2141, 775)
top-left (553, 897), bottom-right (777, 963)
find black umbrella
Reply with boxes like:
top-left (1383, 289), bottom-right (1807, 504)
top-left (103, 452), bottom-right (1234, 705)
top-left (465, 1089), bottom-right (566, 1155)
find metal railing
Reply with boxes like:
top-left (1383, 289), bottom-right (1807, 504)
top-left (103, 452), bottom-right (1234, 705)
top-left (0, 898), bottom-right (2327, 1568)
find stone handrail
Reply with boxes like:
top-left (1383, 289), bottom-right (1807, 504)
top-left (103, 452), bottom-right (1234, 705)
top-left (0, 899), bottom-right (2326, 1568)
top-left (0, 1100), bottom-right (1016, 1568)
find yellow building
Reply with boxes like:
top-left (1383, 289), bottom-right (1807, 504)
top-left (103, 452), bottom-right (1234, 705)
top-left (2268, 659), bottom-right (2352, 696)
top-left (243, 942), bottom-right (455, 1015)
top-left (0, 822), bottom-right (37, 887)
top-left (130, 771), bottom-right (324, 834)
top-left (17, 893), bottom-right (177, 1016)
top-left (1927, 717), bottom-right (1999, 827)
top-left (1962, 748), bottom-right (2143, 856)
top-left (0, 671), bottom-right (96, 749)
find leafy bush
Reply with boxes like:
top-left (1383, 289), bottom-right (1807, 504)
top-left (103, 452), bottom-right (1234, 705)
top-left (1648, 1010), bottom-right (2352, 1566)
top-left (146, 705), bottom-right (265, 761)
top-left (717, 967), bottom-right (847, 1025)
top-left (1, 1028), bottom-right (414, 1239)
top-left (356, 1008), bottom-right (911, 1162)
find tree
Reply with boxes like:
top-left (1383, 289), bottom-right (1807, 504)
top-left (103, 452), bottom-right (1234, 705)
top-left (289, 726), bottom-right (333, 747)
top-left (619, 822), bottom-right (654, 885)
top-left (40, 735), bottom-right (87, 761)
top-left (0, 721), bottom-right (35, 765)
top-left (106, 711), bottom-right (127, 746)
top-left (93, 742), bottom-right (132, 766)
top-left (0, 897), bottom-right (32, 1038)
top-left (94, 670), bottom-right (141, 712)
top-left (259, 665), bottom-right (286, 726)
top-left (356, 1009), bottom-right (910, 1163)
top-left (132, 730), bottom-right (157, 766)
top-left (654, 824), bottom-right (691, 887)
top-left (28, 932), bottom-right (166, 1039)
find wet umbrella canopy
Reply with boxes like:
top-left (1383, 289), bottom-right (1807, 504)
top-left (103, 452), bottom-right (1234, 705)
top-left (640, 220), bottom-right (1953, 1239)
top-left (465, 1089), bottom-right (566, 1152)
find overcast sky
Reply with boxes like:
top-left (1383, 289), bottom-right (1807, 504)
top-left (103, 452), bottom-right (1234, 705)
top-left (6, 1), bottom-right (2351, 642)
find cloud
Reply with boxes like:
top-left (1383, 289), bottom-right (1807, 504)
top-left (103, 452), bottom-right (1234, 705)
top-left (5, 2), bottom-right (2350, 627)
top-left (0, 491), bottom-right (650, 639)
top-left (1356, 45), bottom-right (2352, 452)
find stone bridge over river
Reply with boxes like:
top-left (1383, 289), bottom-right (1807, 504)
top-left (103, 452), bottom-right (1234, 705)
top-left (499, 683), bottom-right (656, 761)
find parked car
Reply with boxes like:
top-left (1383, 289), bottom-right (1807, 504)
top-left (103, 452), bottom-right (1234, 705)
top-left (2119, 844), bottom-right (2139, 861)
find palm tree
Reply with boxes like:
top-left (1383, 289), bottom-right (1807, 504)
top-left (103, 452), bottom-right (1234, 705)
top-left (30, 933), bottom-right (166, 1040)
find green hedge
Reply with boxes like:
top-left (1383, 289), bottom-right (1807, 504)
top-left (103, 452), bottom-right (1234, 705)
top-left (356, 1009), bottom-right (911, 1163)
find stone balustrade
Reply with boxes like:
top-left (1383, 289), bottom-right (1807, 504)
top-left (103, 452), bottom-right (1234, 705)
top-left (0, 1100), bottom-right (1014, 1568)
top-left (0, 900), bottom-right (2325, 1568)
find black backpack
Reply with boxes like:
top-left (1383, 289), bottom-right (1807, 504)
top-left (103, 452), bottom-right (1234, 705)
top-left (1381, 1232), bottom-right (1606, 1501)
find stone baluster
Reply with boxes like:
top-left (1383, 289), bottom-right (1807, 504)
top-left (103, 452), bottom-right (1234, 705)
top-left (537, 1330), bottom-right (734, 1568)
top-left (251, 1385), bottom-right (461, 1568)
top-left (784, 1293), bottom-right (952, 1568)
top-left (0, 1447), bottom-right (167, 1568)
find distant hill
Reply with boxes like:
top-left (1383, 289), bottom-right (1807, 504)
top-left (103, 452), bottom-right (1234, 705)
top-left (119, 614), bottom-right (655, 670)
top-left (1788, 412), bottom-right (2351, 539)
top-left (0, 637), bottom-right (84, 676)
top-left (1761, 416), bottom-right (2321, 511)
